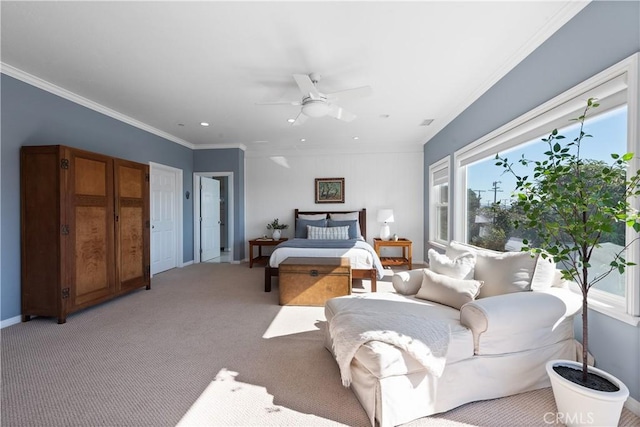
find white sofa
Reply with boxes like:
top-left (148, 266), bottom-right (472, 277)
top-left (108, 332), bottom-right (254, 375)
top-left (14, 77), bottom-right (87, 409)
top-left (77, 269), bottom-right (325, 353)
top-left (324, 241), bottom-right (583, 427)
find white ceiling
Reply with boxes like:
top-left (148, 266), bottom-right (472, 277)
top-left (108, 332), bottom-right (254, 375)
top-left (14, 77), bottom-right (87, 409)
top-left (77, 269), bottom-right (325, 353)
top-left (1, 1), bottom-right (588, 154)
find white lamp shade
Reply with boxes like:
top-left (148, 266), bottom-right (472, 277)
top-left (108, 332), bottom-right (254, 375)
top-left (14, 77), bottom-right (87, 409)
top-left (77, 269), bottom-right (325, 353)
top-left (377, 209), bottom-right (395, 223)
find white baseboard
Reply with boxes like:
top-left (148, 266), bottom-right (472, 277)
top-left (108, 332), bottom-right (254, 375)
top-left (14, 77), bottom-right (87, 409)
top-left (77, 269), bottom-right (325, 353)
top-left (181, 260), bottom-right (194, 267)
top-left (1, 316), bottom-right (22, 329)
top-left (626, 395), bottom-right (640, 416)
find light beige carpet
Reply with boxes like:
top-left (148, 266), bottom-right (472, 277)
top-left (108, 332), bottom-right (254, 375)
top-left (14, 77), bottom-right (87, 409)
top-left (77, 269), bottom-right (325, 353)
top-left (1, 263), bottom-right (638, 427)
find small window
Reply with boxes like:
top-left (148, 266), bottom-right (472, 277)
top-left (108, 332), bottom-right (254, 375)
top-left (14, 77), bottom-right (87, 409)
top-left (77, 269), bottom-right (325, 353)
top-left (429, 157), bottom-right (450, 245)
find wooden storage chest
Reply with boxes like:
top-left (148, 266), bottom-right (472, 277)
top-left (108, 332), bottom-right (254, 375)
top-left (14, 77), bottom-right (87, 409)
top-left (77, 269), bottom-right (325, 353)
top-left (279, 257), bottom-right (351, 306)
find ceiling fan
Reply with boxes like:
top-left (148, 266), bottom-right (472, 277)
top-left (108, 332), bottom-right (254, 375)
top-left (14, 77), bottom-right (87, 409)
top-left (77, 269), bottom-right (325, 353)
top-left (257, 72), bottom-right (372, 126)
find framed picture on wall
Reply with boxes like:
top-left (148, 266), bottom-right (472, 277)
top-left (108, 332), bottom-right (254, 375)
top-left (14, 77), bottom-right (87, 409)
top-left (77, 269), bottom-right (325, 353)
top-left (315, 177), bottom-right (345, 204)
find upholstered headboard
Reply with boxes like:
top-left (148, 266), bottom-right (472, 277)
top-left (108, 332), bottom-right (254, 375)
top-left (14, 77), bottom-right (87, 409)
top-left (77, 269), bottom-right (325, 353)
top-left (294, 208), bottom-right (367, 240)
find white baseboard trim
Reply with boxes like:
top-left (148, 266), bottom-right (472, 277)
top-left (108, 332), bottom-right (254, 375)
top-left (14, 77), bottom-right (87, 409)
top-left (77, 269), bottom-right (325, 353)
top-left (1, 316), bottom-right (22, 329)
top-left (181, 260), bottom-right (194, 267)
top-left (230, 260), bottom-right (241, 265)
top-left (625, 395), bottom-right (640, 416)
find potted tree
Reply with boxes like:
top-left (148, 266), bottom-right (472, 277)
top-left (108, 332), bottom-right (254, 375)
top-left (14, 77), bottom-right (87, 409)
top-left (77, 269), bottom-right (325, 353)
top-left (266, 218), bottom-right (288, 240)
top-left (495, 98), bottom-right (639, 426)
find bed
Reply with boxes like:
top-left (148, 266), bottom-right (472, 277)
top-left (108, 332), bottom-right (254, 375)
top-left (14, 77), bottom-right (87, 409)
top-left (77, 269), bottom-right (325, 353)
top-left (264, 209), bottom-right (385, 293)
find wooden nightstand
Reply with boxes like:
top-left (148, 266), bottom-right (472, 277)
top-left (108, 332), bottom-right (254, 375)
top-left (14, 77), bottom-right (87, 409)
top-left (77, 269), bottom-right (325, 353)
top-left (248, 238), bottom-right (288, 268)
top-left (373, 238), bottom-right (412, 270)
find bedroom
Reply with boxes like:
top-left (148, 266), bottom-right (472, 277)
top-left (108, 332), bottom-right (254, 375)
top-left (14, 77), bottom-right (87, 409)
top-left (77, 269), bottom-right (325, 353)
top-left (2, 0), bottom-right (640, 425)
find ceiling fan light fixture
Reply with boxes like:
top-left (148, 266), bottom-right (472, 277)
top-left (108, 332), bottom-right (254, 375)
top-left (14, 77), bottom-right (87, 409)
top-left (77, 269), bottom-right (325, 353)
top-left (302, 100), bottom-right (330, 118)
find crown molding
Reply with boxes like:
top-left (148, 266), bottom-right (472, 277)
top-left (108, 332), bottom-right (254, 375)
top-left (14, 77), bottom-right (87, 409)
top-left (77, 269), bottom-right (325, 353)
top-left (1, 62), bottom-right (195, 150)
top-left (424, 1), bottom-right (590, 147)
top-left (193, 143), bottom-right (247, 151)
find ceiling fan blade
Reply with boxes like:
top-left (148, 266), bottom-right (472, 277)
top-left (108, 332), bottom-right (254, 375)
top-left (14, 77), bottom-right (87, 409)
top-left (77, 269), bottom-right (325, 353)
top-left (327, 104), bottom-right (356, 122)
top-left (291, 111), bottom-right (309, 126)
top-left (255, 100), bottom-right (301, 106)
top-left (326, 85), bottom-right (373, 101)
top-left (293, 74), bottom-right (321, 100)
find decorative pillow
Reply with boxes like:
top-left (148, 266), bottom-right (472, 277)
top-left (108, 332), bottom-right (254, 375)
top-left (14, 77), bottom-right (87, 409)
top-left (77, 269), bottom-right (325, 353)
top-left (531, 252), bottom-right (556, 291)
top-left (474, 251), bottom-right (537, 298)
top-left (327, 219), bottom-right (358, 239)
top-left (446, 241), bottom-right (481, 259)
top-left (298, 213), bottom-right (327, 220)
top-left (428, 249), bottom-right (476, 280)
top-left (307, 225), bottom-right (350, 240)
top-left (329, 212), bottom-right (364, 239)
top-left (295, 218), bottom-right (327, 238)
top-left (415, 269), bottom-right (484, 310)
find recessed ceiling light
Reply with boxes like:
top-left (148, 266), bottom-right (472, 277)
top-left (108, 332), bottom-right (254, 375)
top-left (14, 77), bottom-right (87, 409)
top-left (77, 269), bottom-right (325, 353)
top-left (300, 138), bottom-right (306, 142)
top-left (353, 136), bottom-right (359, 140)
top-left (420, 119), bottom-right (434, 126)
top-left (200, 122), bottom-right (210, 127)
top-left (287, 118), bottom-right (295, 123)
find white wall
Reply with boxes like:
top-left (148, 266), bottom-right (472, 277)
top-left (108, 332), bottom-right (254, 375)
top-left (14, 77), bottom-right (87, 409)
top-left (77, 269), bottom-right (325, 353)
top-left (246, 148), bottom-right (424, 262)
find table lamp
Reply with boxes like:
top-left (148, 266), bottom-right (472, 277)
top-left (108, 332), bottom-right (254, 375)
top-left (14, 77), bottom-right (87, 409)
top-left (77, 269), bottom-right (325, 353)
top-left (377, 209), bottom-right (395, 241)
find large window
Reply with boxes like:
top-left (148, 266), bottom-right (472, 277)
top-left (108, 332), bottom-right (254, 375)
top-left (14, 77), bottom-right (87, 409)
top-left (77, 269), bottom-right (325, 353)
top-left (429, 157), bottom-right (450, 245)
top-left (451, 53), bottom-right (639, 320)
top-left (465, 106), bottom-right (628, 298)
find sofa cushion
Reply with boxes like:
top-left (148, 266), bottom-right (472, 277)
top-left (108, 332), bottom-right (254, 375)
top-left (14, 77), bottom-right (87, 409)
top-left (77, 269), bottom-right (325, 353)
top-left (475, 251), bottom-right (537, 298)
top-left (428, 249), bottom-right (475, 280)
top-left (415, 269), bottom-right (483, 310)
top-left (531, 253), bottom-right (556, 291)
top-left (325, 292), bottom-right (474, 377)
top-left (446, 241), bottom-right (542, 297)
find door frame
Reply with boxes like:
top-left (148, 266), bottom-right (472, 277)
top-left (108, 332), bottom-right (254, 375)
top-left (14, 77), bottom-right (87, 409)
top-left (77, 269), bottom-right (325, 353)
top-left (193, 171), bottom-right (234, 264)
top-left (149, 162), bottom-right (183, 275)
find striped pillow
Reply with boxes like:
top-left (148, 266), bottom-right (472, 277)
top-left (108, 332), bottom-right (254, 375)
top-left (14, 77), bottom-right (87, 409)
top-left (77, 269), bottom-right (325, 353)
top-left (307, 225), bottom-right (350, 240)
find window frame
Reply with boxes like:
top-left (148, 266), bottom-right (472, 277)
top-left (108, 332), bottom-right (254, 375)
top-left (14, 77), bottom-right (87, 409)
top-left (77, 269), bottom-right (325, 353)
top-left (428, 156), bottom-right (450, 248)
top-left (452, 53), bottom-right (639, 322)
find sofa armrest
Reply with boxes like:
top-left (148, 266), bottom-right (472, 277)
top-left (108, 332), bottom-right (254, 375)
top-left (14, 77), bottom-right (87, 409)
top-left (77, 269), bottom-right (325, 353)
top-left (391, 269), bottom-right (426, 295)
top-left (459, 290), bottom-right (582, 354)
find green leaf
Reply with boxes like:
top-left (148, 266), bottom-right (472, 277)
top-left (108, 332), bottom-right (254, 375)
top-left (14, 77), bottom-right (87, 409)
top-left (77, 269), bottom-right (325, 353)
top-left (622, 153), bottom-right (634, 161)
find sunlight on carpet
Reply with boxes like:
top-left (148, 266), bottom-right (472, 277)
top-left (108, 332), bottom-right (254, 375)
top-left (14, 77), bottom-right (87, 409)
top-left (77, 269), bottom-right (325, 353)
top-left (176, 369), bottom-right (347, 426)
top-left (263, 306), bottom-right (325, 339)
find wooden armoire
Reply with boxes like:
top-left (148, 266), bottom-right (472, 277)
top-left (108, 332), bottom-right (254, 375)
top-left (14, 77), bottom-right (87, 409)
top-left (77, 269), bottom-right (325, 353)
top-left (21, 145), bottom-right (151, 323)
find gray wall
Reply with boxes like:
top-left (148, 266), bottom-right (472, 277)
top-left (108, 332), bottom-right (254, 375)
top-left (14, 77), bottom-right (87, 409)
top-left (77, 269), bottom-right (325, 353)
top-left (1, 74), bottom-right (245, 321)
top-left (423, 1), bottom-right (640, 400)
top-left (194, 148), bottom-right (246, 260)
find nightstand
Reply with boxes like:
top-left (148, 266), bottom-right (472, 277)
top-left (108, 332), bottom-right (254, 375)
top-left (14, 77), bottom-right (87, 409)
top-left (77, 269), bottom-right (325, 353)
top-left (373, 238), bottom-right (412, 270)
top-left (248, 238), bottom-right (288, 268)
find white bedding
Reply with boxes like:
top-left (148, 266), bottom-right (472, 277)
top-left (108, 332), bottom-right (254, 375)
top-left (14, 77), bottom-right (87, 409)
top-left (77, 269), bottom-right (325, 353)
top-left (269, 240), bottom-right (386, 278)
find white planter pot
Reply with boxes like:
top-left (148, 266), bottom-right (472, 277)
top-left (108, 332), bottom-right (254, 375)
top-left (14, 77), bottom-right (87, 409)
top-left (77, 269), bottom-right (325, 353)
top-left (272, 229), bottom-right (281, 240)
top-left (546, 360), bottom-right (629, 427)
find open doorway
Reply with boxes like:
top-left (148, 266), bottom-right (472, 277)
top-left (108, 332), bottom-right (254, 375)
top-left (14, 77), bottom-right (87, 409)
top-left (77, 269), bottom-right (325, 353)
top-left (193, 172), bottom-right (233, 264)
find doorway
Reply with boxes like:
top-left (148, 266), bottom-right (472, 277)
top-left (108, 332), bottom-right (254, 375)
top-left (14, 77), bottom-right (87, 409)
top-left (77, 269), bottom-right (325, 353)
top-left (150, 162), bottom-right (183, 276)
top-left (193, 172), bottom-right (233, 264)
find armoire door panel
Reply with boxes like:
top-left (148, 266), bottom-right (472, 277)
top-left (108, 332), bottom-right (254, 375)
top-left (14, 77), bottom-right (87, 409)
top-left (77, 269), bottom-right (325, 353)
top-left (67, 148), bottom-right (116, 308)
top-left (119, 205), bottom-right (144, 282)
top-left (75, 157), bottom-right (108, 196)
top-left (74, 205), bottom-right (111, 305)
top-left (115, 159), bottom-right (150, 293)
top-left (119, 165), bottom-right (143, 198)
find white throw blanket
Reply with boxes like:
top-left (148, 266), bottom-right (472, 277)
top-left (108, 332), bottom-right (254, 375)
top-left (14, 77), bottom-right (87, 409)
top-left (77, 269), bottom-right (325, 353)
top-left (329, 310), bottom-right (451, 387)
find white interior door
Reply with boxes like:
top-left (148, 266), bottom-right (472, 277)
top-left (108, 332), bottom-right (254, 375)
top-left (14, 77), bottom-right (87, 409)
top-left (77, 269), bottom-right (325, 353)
top-left (200, 177), bottom-right (220, 261)
top-left (151, 167), bottom-right (177, 274)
